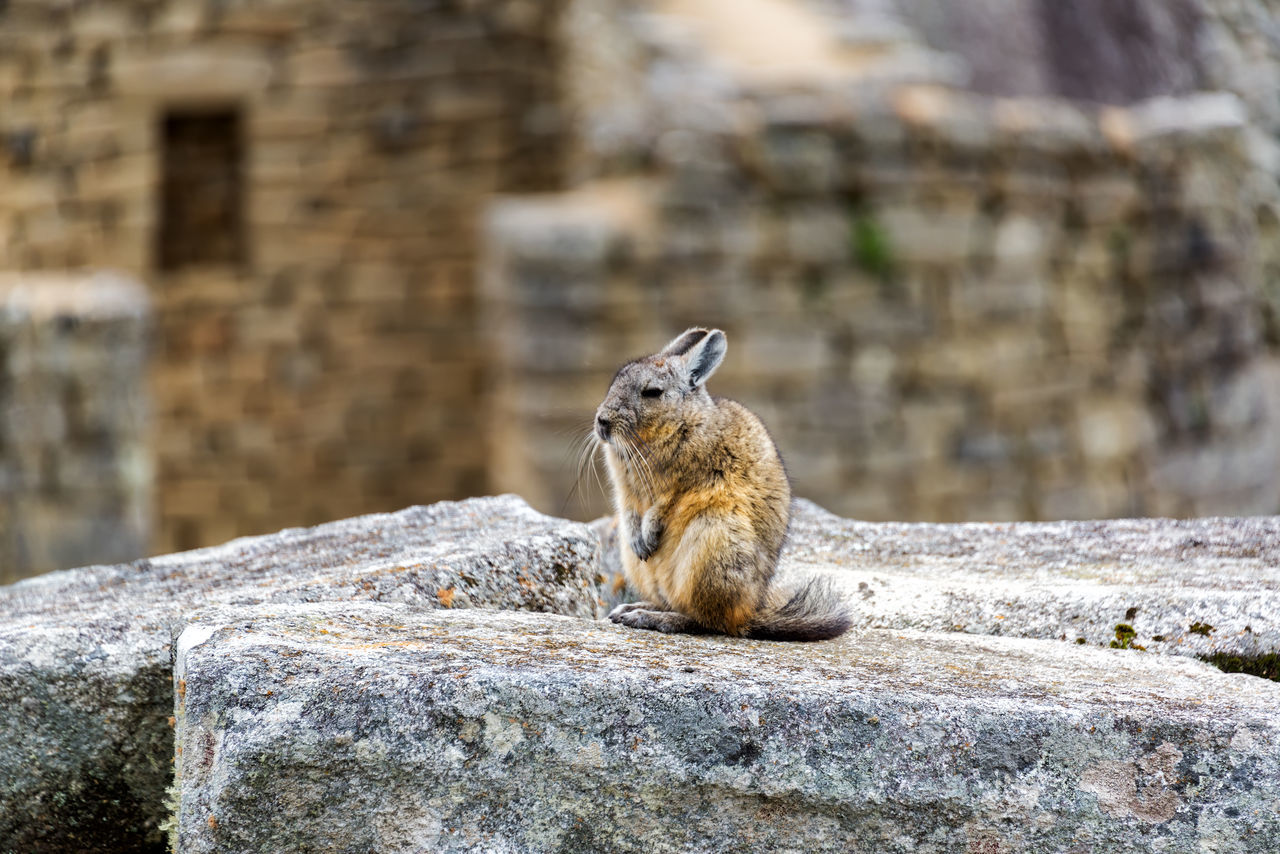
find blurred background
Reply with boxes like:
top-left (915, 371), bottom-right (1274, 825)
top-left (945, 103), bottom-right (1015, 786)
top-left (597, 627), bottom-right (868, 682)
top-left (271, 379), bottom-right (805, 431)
top-left (2, 0), bottom-right (1279, 582)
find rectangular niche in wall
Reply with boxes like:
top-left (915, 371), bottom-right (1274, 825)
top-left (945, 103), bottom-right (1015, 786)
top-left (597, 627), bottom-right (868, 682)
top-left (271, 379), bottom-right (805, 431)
top-left (157, 109), bottom-right (246, 271)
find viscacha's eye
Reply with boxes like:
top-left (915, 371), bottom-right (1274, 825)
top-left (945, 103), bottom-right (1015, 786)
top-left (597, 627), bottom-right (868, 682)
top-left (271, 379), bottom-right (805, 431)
top-left (641, 387), bottom-right (663, 398)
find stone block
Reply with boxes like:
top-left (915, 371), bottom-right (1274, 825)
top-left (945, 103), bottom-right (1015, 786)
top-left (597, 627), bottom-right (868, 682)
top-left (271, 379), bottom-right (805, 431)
top-left (76, 153), bottom-right (157, 203)
top-left (0, 272), bottom-right (152, 579)
top-left (991, 214), bottom-right (1048, 274)
top-left (949, 272), bottom-right (1049, 328)
top-left (737, 328), bottom-right (830, 378)
top-left (783, 204), bottom-right (851, 265)
top-left (1150, 435), bottom-right (1280, 516)
top-left (173, 602), bottom-right (1280, 853)
top-left (1126, 93), bottom-right (1248, 148)
top-left (899, 397), bottom-right (967, 462)
top-left (3, 175), bottom-right (58, 213)
top-left (910, 329), bottom-right (1047, 387)
top-left (215, 5), bottom-right (302, 38)
top-left (1075, 175), bottom-right (1141, 225)
top-left (752, 130), bottom-right (842, 193)
top-left (0, 496), bottom-right (600, 852)
top-left (71, 5), bottom-right (133, 41)
top-left (484, 193), bottom-right (634, 275)
top-left (878, 205), bottom-right (974, 265)
top-left (1211, 363), bottom-right (1274, 434)
top-left (1078, 398), bottom-right (1156, 461)
top-left (113, 45), bottom-right (275, 99)
top-left (150, 1), bottom-right (205, 37)
top-left (784, 499), bottom-right (1280, 659)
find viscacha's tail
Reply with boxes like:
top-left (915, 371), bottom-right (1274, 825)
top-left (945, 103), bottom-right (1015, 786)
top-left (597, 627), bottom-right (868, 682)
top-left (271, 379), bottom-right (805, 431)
top-left (747, 575), bottom-right (852, 642)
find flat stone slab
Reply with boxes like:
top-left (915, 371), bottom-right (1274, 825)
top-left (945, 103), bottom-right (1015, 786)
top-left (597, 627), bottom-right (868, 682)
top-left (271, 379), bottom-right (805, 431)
top-left (595, 501), bottom-right (1280, 660)
top-left (174, 604), bottom-right (1280, 854)
top-left (785, 500), bottom-right (1280, 659)
top-left (0, 496), bottom-right (599, 853)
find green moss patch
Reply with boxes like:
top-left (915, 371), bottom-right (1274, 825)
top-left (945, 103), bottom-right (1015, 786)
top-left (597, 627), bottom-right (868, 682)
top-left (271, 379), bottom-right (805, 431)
top-left (1200, 652), bottom-right (1280, 682)
top-left (1109, 623), bottom-right (1144, 651)
top-left (849, 213), bottom-right (895, 282)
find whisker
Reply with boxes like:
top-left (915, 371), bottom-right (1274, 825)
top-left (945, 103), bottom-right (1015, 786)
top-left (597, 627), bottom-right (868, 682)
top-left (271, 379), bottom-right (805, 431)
top-left (633, 439), bottom-right (655, 498)
top-left (636, 443), bottom-right (659, 501)
top-left (621, 429), bottom-right (657, 502)
top-left (589, 435), bottom-right (608, 506)
top-left (561, 446), bottom-right (584, 515)
top-left (561, 428), bottom-right (599, 515)
top-left (552, 416), bottom-right (602, 438)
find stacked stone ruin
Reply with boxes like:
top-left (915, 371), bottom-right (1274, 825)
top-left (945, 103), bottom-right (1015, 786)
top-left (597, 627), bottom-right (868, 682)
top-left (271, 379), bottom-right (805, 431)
top-left (0, 0), bottom-right (567, 568)
top-left (0, 272), bottom-right (150, 581)
top-left (488, 0), bottom-right (1280, 523)
top-left (3, 0), bottom-right (1280, 576)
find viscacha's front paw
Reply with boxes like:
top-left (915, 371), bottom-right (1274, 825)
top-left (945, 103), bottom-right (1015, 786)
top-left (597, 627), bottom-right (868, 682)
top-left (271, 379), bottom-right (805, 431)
top-left (629, 508), bottom-right (663, 561)
top-left (630, 528), bottom-right (658, 561)
top-left (611, 607), bottom-right (667, 631)
top-left (608, 601), bottom-right (656, 622)
top-left (609, 605), bottom-right (701, 634)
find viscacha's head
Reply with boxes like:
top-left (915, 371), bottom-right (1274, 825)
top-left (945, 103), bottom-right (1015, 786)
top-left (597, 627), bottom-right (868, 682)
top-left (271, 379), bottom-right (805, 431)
top-left (595, 327), bottom-right (726, 447)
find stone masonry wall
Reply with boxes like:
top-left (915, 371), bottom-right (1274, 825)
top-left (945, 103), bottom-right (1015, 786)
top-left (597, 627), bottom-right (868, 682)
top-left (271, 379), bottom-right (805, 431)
top-left (0, 273), bottom-right (151, 582)
top-left (3, 0), bottom-right (1280, 561)
top-left (486, 3), bottom-right (1280, 523)
top-left (0, 0), bottom-right (567, 554)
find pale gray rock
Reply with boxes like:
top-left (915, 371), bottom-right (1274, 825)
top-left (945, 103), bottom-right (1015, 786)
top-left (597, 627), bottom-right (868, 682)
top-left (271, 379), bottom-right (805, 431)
top-left (0, 496), bottom-right (599, 853)
top-left (785, 499), bottom-right (1280, 660)
top-left (888, 0), bottom-right (1203, 104)
top-left (1124, 92), bottom-right (1248, 143)
top-left (0, 271), bottom-right (152, 581)
top-left (594, 500), bottom-right (1280, 662)
top-left (173, 603), bottom-right (1280, 854)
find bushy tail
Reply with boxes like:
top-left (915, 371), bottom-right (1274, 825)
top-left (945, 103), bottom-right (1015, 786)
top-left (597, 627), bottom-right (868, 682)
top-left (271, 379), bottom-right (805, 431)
top-left (747, 575), bottom-right (852, 642)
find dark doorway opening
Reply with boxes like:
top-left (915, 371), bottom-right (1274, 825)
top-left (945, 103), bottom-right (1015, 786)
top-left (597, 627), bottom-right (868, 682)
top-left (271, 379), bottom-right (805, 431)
top-left (157, 109), bottom-right (246, 271)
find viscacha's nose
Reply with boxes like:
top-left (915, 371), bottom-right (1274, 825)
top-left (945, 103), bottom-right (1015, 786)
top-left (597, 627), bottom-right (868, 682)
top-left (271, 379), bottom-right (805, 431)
top-left (595, 414), bottom-right (612, 441)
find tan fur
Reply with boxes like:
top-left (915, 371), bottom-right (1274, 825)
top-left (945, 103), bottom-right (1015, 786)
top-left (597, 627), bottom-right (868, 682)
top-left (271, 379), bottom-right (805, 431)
top-left (596, 328), bottom-right (849, 641)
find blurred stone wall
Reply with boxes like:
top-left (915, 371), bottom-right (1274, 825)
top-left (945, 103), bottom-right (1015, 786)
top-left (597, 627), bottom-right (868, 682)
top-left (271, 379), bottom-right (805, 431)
top-left (2, 0), bottom-right (1279, 563)
top-left (0, 0), bottom-right (567, 554)
top-left (486, 1), bottom-right (1280, 523)
top-left (0, 273), bottom-right (150, 582)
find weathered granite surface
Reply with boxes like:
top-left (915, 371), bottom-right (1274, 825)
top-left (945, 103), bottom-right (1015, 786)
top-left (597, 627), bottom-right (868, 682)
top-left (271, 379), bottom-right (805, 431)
top-left (787, 499), bottom-right (1280, 659)
top-left (7, 492), bottom-right (1280, 852)
top-left (174, 603), bottom-right (1280, 854)
top-left (597, 500), bottom-right (1280, 661)
top-left (0, 496), bottom-right (599, 854)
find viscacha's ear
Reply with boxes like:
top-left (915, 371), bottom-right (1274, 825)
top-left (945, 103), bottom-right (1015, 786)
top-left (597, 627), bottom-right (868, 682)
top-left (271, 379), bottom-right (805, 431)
top-left (684, 328), bottom-right (726, 388)
top-left (660, 327), bottom-right (709, 357)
